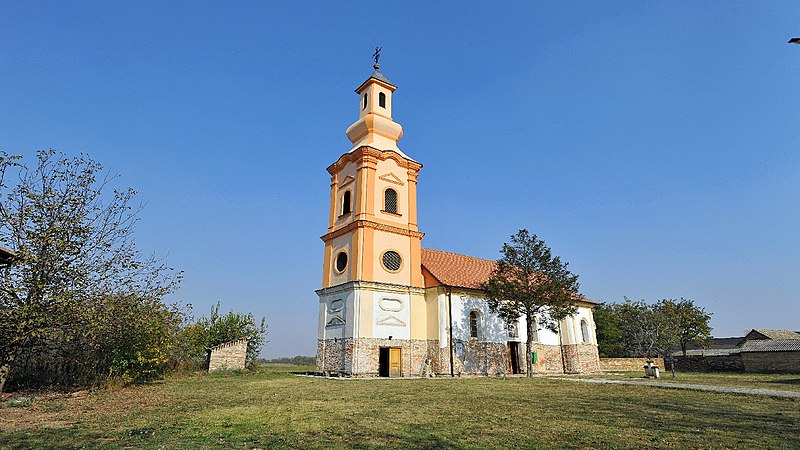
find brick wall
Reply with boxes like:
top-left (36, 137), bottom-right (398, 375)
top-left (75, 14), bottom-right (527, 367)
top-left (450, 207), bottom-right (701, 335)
top-left (528, 342), bottom-right (566, 374)
top-left (741, 351), bottom-right (800, 374)
top-left (208, 339), bottom-right (248, 372)
top-left (600, 358), bottom-right (665, 372)
top-left (563, 344), bottom-right (602, 374)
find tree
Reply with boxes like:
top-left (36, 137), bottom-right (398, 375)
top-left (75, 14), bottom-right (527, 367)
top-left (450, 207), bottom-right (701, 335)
top-left (593, 303), bottom-right (625, 357)
top-left (183, 301), bottom-right (268, 368)
top-left (0, 150), bottom-right (182, 391)
top-left (658, 298), bottom-right (712, 356)
top-left (615, 298), bottom-right (678, 358)
top-left (482, 229), bottom-right (579, 377)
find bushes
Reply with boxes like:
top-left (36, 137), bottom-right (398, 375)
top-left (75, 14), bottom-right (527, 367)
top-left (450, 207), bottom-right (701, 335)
top-left (0, 151), bottom-right (268, 391)
top-left (0, 151), bottom-right (183, 392)
top-left (182, 302), bottom-right (268, 369)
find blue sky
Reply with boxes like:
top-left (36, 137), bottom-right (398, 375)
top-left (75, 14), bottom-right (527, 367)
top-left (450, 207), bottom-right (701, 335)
top-left (1, 2), bottom-right (798, 357)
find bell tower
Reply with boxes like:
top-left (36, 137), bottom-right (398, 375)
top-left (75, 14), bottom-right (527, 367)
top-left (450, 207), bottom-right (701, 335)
top-left (316, 58), bottom-right (428, 377)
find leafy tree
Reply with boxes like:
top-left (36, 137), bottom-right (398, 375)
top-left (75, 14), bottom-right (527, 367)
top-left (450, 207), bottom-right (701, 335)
top-left (184, 302), bottom-right (268, 368)
top-left (0, 150), bottom-right (182, 391)
top-left (593, 303), bottom-right (625, 357)
top-left (615, 298), bottom-right (678, 358)
top-left (482, 229), bottom-right (579, 377)
top-left (658, 298), bottom-right (712, 356)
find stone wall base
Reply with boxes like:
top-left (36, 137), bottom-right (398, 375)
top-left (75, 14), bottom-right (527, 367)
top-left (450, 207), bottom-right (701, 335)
top-left (317, 338), bottom-right (600, 377)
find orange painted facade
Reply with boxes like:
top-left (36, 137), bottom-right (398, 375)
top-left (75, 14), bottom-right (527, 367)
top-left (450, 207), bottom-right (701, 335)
top-left (321, 72), bottom-right (424, 290)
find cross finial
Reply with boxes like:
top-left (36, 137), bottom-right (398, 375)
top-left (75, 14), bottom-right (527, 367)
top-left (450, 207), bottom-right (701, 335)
top-left (372, 46), bottom-right (382, 70)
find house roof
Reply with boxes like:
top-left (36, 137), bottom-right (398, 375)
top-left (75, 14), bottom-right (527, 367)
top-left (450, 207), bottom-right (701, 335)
top-left (671, 348), bottom-right (740, 357)
top-left (420, 248), bottom-right (596, 304)
top-left (747, 329), bottom-right (800, 340)
top-left (0, 246), bottom-right (17, 266)
top-left (680, 337), bottom-right (745, 351)
top-left (739, 339), bottom-right (800, 353)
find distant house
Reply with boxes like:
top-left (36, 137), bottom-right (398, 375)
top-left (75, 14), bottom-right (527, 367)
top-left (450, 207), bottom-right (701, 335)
top-left (742, 329), bottom-right (800, 341)
top-left (738, 330), bottom-right (800, 374)
top-left (676, 337), bottom-right (743, 357)
top-left (674, 329), bottom-right (800, 373)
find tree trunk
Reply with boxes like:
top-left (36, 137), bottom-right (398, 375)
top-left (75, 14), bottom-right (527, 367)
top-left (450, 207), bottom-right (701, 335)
top-left (0, 353), bottom-right (15, 394)
top-left (681, 341), bottom-right (687, 357)
top-left (525, 311), bottom-right (534, 377)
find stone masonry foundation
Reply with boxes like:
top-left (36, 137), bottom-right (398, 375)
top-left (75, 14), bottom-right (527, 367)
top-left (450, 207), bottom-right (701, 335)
top-left (317, 338), bottom-right (601, 377)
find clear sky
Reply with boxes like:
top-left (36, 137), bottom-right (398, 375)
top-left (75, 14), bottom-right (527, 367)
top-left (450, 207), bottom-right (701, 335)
top-left (1, 2), bottom-right (798, 357)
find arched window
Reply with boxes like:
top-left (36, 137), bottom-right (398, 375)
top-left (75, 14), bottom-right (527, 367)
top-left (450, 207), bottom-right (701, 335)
top-left (342, 191), bottom-right (351, 215)
top-left (379, 92), bottom-right (386, 108)
top-left (469, 311), bottom-right (479, 338)
top-left (580, 319), bottom-right (590, 344)
top-left (384, 188), bottom-right (398, 214)
top-left (362, 93), bottom-right (368, 110)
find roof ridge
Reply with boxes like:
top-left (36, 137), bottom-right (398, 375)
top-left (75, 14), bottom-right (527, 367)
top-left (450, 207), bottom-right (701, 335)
top-left (421, 247), bottom-right (496, 263)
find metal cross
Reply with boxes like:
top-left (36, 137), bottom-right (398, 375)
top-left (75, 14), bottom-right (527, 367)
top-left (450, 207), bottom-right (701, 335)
top-left (372, 46), bottom-right (382, 66)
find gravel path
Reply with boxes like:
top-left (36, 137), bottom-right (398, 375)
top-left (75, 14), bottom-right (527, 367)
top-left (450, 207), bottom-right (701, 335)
top-left (555, 377), bottom-right (800, 398)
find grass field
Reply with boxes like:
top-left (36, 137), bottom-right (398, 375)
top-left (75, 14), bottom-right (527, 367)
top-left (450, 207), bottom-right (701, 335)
top-left (1, 365), bottom-right (799, 449)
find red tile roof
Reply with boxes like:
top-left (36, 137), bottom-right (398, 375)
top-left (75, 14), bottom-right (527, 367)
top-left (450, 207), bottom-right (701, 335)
top-left (421, 248), bottom-right (496, 290)
top-left (420, 248), bottom-right (596, 304)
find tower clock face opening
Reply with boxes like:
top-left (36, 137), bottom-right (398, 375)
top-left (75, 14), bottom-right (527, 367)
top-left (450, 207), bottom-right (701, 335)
top-left (382, 251), bottom-right (402, 271)
top-left (335, 251), bottom-right (348, 273)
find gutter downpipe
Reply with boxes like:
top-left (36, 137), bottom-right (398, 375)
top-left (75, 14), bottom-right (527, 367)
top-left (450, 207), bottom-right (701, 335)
top-left (447, 286), bottom-right (454, 377)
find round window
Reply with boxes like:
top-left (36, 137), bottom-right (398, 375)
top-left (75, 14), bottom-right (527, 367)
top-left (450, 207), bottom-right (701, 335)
top-left (382, 251), bottom-right (402, 271)
top-left (335, 251), bottom-right (348, 273)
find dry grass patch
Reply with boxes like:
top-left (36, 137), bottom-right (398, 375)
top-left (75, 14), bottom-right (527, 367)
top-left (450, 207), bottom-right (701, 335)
top-left (1, 366), bottom-right (798, 449)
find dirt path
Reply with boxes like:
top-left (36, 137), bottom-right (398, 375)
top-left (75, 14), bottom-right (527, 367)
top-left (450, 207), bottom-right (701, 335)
top-left (555, 377), bottom-right (800, 398)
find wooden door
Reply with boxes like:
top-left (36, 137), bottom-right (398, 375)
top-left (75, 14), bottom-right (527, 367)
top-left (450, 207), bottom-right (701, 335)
top-left (389, 347), bottom-right (402, 377)
top-left (508, 342), bottom-right (520, 374)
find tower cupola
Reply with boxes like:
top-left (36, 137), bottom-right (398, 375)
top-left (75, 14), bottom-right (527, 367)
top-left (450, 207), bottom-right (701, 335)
top-left (345, 62), bottom-right (408, 157)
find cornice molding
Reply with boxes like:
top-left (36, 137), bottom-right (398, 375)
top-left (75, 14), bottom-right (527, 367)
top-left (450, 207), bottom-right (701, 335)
top-left (327, 146), bottom-right (423, 175)
top-left (316, 280), bottom-right (426, 297)
top-left (321, 219), bottom-right (424, 242)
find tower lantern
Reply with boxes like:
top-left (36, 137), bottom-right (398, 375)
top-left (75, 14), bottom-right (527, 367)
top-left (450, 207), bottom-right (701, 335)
top-left (345, 63), bottom-right (406, 156)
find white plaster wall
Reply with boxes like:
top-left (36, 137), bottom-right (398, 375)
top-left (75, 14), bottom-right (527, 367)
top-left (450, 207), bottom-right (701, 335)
top-left (446, 293), bottom-right (568, 347)
top-left (317, 289), bottom-right (356, 340)
top-left (372, 291), bottom-right (411, 340)
top-left (572, 306), bottom-right (596, 344)
top-left (452, 295), bottom-right (508, 343)
top-left (437, 292), bottom-right (448, 348)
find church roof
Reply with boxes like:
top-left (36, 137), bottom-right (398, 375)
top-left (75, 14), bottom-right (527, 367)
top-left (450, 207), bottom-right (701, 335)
top-left (420, 248), bottom-right (596, 304)
top-left (368, 69), bottom-right (394, 87)
top-left (421, 248), bottom-right (496, 290)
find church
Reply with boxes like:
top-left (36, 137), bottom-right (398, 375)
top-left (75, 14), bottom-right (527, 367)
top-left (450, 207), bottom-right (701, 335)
top-left (315, 61), bottom-right (600, 377)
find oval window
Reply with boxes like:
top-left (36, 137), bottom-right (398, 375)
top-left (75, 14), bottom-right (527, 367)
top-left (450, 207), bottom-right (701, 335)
top-left (382, 251), bottom-right (402, 271)
top-left (335, 251), bottom-right (348, 273)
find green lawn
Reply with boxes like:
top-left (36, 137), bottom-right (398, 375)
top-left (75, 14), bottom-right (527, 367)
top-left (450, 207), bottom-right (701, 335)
top-left (1, 365), bottom-right (798, 449)
top-left (581, 370), bottom-right (800, 393)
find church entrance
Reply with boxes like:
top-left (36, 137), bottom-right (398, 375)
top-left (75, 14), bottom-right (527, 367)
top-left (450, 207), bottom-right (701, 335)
top-left (507, 342), bottom-right (521, 374)
top-left (378, 347), bottom-right (402, 377)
